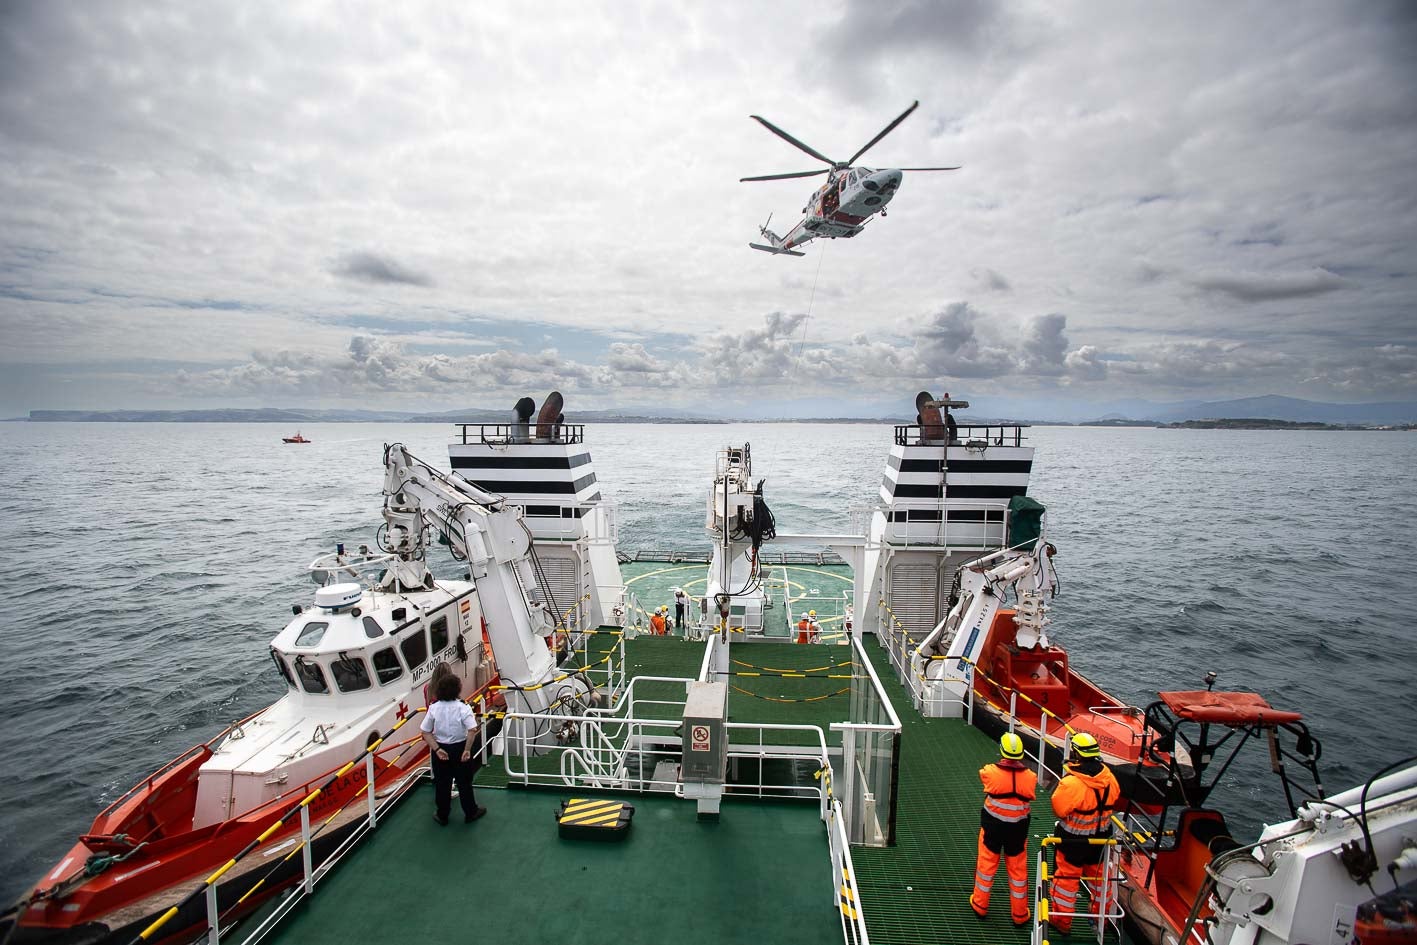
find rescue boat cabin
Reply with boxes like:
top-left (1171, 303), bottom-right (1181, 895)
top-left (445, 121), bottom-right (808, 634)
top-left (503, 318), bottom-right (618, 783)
top-left (194, 575), bottom-right (488, 828)
top-left (447, 401), bottom-right (625, 636)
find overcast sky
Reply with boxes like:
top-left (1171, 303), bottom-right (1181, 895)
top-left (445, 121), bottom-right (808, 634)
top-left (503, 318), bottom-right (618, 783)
top-left (2, 1), bottom-right (1414, 419)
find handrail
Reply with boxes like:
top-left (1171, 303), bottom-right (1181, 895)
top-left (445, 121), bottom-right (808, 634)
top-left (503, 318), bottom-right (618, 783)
top-left (893, 423), bottom-right (1028, 446)
top-left (829, 797), bottom-right (871, 945)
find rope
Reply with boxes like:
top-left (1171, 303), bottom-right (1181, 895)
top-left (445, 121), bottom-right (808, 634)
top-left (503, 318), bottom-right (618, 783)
top-left (734, 685), bottom-right (852, 704)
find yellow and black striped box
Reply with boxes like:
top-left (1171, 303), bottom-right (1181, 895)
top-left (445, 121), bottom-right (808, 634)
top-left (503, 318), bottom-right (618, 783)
top-left (555, 797), bottom-right (635, 841)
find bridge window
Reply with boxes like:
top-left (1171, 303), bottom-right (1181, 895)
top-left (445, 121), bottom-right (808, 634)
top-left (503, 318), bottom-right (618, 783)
top-left (331, 655), bottom-right (372, 693)
top-left (400, 629), bottom-right (429, 670)
top-left (372, 647), bottom-right (404, 685)
top-left (294, 657), bottom-right (328, 694)
top-left (295, 621), bottom-right (328, 648)
top-left (429, 616), bottom-right (449, 655)
top-left (362, 616), bottom-right (384, 639)
top-left (271, 649), bottom-right (295, 690)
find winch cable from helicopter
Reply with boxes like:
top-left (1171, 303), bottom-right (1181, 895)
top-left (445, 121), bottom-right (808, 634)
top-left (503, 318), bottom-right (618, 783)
top-left (748, 241), bottom-right (827, 507)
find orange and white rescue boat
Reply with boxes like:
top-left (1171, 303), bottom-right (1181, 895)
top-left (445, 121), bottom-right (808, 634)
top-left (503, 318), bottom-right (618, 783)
top-left (10, 551), bottom-right (501, 945)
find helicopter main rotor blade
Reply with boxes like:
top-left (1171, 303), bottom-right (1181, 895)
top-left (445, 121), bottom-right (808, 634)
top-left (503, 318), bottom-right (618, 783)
top-left (749, 114), bottom-right (836, 167)
top-left (846, 99), bottom-right (920, 167)
top-left (897, 166), bottom-right (962, 171)
top-left (740, 169), bottom-right (832, 182)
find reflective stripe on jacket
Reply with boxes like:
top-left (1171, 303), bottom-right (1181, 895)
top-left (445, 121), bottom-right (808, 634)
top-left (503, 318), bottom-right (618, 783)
top-left (981, 761), bottom-right (1037, 824)
top-left (1051, 763), bottom-right (1121, 836)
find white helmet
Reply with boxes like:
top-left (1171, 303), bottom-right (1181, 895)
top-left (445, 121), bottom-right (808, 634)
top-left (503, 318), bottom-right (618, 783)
top-left (800, 611), bottom-right (809, 619)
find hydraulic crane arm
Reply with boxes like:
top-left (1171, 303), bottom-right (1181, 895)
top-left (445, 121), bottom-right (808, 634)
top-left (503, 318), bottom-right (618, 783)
top-left (912, 540), bottom-right (1057, 682)
top-left (381, 443), bottom-right (559, 708)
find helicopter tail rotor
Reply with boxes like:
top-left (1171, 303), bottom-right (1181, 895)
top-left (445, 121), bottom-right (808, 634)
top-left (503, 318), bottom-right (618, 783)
top-left (750, 214), bottom-right (806, 256)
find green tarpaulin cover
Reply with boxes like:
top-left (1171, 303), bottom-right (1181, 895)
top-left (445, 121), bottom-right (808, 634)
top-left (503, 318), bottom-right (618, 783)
top-left (1007, 495), bottom-right (1046, 548)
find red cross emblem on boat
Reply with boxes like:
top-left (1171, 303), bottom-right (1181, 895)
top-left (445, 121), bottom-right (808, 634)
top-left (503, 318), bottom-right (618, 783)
top-left (395, 700), bottom-right (409, 721)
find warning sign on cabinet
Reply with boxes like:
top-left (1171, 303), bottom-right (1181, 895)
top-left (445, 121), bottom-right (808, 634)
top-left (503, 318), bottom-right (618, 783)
top-left (690, 724), bottom-right (711, 752)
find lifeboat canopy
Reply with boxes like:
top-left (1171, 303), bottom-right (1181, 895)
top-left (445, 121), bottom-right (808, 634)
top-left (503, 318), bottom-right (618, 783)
top-left (1158, 690), bottom-right (1303, 726)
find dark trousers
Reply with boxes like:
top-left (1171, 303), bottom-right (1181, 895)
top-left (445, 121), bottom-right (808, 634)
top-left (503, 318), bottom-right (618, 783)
top-left (431, 741), bottom-right (477, 820)
top-left (675, 603), bottom-right (686, 629)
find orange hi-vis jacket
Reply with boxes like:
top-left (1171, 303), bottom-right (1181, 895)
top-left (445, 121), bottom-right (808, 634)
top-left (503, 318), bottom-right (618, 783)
top-left (650, 614), bottom-right (667, 635)
top-left (1051, 762), bottom-right (1121, 836)
top-left (981, 760), bottom-right (1037, 824)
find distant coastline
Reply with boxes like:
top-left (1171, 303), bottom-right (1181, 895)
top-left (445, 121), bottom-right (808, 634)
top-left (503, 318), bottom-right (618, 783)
top-left (9, 409), bottom-right (1413, 430)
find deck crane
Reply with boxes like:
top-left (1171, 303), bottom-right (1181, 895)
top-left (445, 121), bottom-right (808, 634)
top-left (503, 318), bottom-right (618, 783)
top-left (380, 443), bottom-right (597, 738)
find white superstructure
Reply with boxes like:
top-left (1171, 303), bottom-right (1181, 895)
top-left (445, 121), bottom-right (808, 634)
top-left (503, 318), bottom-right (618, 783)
top-left (837, 396), bottom-right (1037, 657)
top-left (447, 394), bottom-right (624, 634)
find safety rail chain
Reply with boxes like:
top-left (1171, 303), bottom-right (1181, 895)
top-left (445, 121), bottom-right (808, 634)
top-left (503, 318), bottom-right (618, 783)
top-left (1030, 837), bottom-right (1124, 945)
top-left (126, 650), bottom-right (542, 945)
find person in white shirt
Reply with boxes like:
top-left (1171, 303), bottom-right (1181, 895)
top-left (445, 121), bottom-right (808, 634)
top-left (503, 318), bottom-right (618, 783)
top-left (420, 674), bottom-right (486, 825)
top-left (674, 588), bottom-right (690, 631)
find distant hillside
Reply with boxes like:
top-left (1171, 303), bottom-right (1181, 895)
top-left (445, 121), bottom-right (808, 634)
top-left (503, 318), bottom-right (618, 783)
top-left (1142, 396), bottom-right (1417, 425)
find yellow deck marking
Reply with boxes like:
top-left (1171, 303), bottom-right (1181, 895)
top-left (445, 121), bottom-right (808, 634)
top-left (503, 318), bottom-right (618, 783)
top-left (560, 809), bottom-right (628, 827)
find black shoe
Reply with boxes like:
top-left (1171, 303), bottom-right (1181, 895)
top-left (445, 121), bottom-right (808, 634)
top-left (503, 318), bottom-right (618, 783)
top-left (465, 806), bottom-right (488, 823)
top-left (971, 907), bottom-right (987, 922)
top-left (433, 814), bottom-right (449, 826)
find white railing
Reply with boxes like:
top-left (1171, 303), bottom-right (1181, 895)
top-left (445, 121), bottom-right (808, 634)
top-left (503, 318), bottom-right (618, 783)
top-left (231, 758), bottom-right (428, 945)
top-left (848, 501), bottom-right (1013, 550)
top-left (1032, 837), bottom-right (1125, 945)
top-left (827, 797), bottom-right (871, 945)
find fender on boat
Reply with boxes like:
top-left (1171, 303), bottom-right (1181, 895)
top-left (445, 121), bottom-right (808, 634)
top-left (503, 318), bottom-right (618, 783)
top-left (535, 391), bottom-right (564, 440)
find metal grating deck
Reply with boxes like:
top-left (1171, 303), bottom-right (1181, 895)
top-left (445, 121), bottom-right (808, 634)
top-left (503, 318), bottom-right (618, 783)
top-left (851, 643), bottom-right (1055, 945)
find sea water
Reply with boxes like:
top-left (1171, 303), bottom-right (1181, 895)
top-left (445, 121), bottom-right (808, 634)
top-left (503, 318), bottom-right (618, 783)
top-left (0, 421), bottom-right (1414, 900)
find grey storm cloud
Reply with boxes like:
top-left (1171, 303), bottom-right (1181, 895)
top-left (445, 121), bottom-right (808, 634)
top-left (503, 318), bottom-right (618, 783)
top-left (1192, 268), bottom-right (1348, 303)
top-left (177, 335), bottom-right (605, 398)
top-left (2, 2), bottom-right (1416, 416)
top-left (914, 302), bottom-right (1016, 378)
top-left (330, 253), bottom-right (435, 288)
top-left (696, 312), bottom-right (808, 382)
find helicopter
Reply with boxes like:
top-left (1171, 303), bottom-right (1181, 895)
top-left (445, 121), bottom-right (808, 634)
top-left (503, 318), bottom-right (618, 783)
top-left (741, 100), bottom-right (959, 256)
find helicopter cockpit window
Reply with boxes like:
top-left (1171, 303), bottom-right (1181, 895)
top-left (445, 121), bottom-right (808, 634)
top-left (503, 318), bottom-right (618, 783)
top-left (848, 170), bottom-right (858, 184)
top-left (294, 657), bottom-right (329, 694)
top-left (294, 621), bottom-right (328, 648)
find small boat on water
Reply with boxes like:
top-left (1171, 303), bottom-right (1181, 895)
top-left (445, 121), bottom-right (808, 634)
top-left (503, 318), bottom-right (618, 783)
top-left (281, 432), bottom-right (310, 444)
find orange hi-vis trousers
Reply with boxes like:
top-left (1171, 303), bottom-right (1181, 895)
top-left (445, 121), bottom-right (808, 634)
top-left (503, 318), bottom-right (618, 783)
top-left (970, 828), bottom-right (1031, 923)
top-left (1049, 848), bottom-right (1105, 933)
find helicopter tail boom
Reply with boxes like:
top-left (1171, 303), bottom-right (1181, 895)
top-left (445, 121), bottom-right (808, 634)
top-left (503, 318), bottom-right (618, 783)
top-left (749, 241), bottom-right (805, 257)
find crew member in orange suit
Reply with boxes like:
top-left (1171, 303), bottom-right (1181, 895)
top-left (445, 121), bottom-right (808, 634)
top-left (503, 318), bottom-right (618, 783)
top-left (970, 733), bottom-right (1037, 925)
top-left (649, 607), bottom-right (668, 636)
top-left (1049, 732), bottom-right (1122, 935)
top-left (795, 611), bottom-right (812, 644)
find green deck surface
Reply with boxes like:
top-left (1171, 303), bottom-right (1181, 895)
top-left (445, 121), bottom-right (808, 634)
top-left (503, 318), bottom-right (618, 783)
top-left (622, 560), bottom-right (854, 641)
top-left (261, 572), bottom-right (1076, 945)
top-left (272, 787), bottom-right (840, 945)
top-left (853, 642), bottom-right (1051, 945)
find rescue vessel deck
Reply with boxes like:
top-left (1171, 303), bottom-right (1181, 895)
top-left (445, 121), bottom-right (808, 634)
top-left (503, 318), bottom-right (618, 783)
top-left (247, 632), bottom-right (1057, 945)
